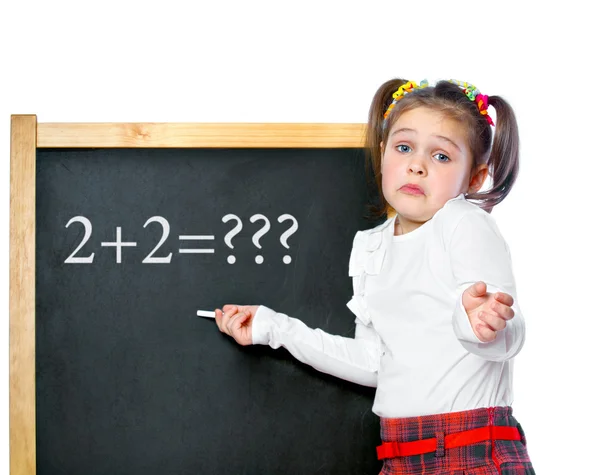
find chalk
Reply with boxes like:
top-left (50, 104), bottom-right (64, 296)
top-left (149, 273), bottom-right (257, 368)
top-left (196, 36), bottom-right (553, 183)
top-left (197, 310), bottom-right (217, 319)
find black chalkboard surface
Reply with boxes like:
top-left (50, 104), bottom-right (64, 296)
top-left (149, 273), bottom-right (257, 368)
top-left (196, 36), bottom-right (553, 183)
top-left (33, 145), bottom-right (383, 474)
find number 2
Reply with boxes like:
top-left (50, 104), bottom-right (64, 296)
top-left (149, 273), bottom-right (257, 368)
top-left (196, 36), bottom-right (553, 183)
top-left (142, 216), bottom-right (173, 263)
top-left (65, 216), bottom-right (95, 264)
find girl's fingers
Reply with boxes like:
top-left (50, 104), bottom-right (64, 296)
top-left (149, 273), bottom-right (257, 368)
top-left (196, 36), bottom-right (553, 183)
top-left (479, 311), bottom-right (506, 332)
top-left (217, 307), bottom-right (237, 335)
top-left (227, 311), bottom-right (252, 345)
top-left (214, 306), bottom-right (254, 344)
top-left (493, 292), bottom-right (514, 307)
top-left (226, 312), bottom-right (242, 333)
top-left (227, 311), bottom-right (247, 334)
top-left (489, 301), bottom-right (515, 321)
top-left (498, 303), bottom-right (515, 321)
top-left (476, 323), bottom-right (497, 342)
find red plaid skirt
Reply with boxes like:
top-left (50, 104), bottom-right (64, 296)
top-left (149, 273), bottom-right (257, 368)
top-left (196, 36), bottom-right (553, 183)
top-left (379, 406), bottom-right (535, 474)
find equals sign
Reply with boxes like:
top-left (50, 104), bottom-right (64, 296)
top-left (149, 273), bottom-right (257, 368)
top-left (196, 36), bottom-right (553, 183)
top-left (178, 235), bottom-right (215, 253)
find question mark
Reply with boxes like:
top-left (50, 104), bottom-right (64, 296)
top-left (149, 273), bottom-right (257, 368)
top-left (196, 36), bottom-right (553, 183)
top-left (249, 214), bottom-right (271, 264)
top-left (222, 214), bottom-right (243, 264)
top-left (278, 214), bottom-right (298, 264)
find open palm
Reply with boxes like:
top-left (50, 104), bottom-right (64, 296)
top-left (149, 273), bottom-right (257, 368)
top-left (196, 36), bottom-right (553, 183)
top-left (462, 281), bottom-right (515, 342)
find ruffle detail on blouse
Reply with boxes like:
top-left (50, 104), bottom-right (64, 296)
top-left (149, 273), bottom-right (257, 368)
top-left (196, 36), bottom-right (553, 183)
top-left (346, 294), bottom-right (371, 326)
top-left (346, 216), bottom-right (396, 325)
top-left (348, 230), bottom-right (385, 277)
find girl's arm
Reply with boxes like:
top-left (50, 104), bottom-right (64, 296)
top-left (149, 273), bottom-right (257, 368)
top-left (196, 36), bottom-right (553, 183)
top-left (252, 305), bottom-right (382, 387)
top-left (448, 209), bottom-right (526, 362)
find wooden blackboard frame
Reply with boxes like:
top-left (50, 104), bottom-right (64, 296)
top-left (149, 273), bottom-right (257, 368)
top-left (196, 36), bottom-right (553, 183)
top-left (9, 115), bottom-right (368, 475)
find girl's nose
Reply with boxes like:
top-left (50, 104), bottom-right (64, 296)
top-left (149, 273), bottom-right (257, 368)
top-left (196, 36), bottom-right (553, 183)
top-left (407, 156), bottom-right (426, 175)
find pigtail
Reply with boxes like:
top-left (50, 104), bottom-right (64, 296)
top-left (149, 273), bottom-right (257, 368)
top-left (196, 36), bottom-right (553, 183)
top-left (364, 78), bottom-right (410, 222)
top-left (470, 96), bottom-right (520, 213)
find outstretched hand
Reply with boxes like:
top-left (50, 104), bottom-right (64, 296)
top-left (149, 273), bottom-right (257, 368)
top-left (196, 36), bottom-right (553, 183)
top-left (462, 282), bottom-right (515, 342)
top-left (214, 304), bottom-right (260, 346)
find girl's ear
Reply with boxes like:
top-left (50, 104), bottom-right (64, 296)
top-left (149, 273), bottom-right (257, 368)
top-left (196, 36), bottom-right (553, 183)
top-left (380, 141), bottom-right (384, 160)
top-left (468, 164), bottom-right (489, 193)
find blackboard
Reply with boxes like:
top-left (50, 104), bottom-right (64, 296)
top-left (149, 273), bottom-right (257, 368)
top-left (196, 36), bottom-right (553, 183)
top-left (11, 119), bottom-right (385, 475)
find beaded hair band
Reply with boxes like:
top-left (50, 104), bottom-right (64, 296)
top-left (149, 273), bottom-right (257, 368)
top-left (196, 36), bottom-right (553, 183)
top-left (382, 79), bottom-right (495, 127)
top-left (448, 79), bottom-right (495, 126)
top-left (382, 80), bottom-right (429, 122)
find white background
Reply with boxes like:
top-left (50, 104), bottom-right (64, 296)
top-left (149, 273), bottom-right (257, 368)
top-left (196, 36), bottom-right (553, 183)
top-left (2, 1), bottom-right (598, 473)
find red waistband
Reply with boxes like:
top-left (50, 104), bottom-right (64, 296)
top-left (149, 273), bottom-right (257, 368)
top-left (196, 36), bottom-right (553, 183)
top-left (377, 425), bottom-right (521, 460)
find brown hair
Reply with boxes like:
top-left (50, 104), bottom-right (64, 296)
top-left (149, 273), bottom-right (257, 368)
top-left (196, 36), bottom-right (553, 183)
top-left (364, 78), bottom-right (519, 221)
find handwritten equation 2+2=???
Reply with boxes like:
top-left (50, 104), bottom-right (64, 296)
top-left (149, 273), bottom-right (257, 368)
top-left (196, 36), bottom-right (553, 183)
top-left (64, 213), bottom-right (299, 265)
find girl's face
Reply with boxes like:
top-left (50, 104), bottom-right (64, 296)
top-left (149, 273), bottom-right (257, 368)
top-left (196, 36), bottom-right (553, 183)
top-left (381, 106), bottom-right (477, 232)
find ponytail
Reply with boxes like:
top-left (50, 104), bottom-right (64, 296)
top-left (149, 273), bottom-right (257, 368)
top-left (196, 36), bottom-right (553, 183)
top-left (467, 96), bottom-right (520, 213)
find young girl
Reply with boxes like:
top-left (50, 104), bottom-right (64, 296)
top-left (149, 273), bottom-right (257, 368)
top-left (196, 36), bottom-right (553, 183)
top-left (214, 78), bottom-right (535, 474)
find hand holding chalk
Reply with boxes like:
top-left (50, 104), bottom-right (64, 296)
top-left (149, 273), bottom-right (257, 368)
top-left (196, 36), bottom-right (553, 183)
top-left (212, 304), bottom-right (260, 346)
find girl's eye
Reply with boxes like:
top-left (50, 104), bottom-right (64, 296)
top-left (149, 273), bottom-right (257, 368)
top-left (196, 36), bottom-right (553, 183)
top-left (396, 144), bottom-right (411, 153)
top-left (434, 153), bottom-right (450, 163)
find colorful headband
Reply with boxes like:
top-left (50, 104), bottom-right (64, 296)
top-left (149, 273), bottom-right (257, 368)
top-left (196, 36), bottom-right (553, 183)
top-left (382, 79), bottom-right (495, 127)
top-left (448, 79), bottom-right (495, 126)
top-left (382, 80), bottom-right (429, 121)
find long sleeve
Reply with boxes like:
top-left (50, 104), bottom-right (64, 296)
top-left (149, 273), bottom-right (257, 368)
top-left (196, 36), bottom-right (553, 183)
top-left (252, 305), bottom-right (382, 387)
top-left (448, 209), bottom-right (526, 362)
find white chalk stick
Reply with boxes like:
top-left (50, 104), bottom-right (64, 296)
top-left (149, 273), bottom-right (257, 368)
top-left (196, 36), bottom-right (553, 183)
top-left (197, 310), bottom-right (216, 319)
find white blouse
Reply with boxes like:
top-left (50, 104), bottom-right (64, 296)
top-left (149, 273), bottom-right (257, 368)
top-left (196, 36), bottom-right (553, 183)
top-left (251, 194), bottom-right (525, 418)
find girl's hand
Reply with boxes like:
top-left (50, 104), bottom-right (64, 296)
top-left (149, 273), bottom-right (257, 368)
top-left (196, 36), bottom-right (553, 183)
top-left (462, 282), bottom-right (515, 342)
top-left (214, 304), bottom-right (260, 346)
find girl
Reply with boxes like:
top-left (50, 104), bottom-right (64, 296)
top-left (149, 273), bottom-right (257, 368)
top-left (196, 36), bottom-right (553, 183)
top-left (214, 78), bottom-right (535, 474)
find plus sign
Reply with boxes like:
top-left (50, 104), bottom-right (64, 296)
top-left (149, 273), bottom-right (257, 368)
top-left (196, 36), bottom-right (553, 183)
top-left (101, 227), bottom-right (137, 263)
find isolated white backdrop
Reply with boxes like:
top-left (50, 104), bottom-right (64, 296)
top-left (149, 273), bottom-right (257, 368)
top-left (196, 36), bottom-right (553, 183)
top-left (1, 1), bottom-right (598, 473)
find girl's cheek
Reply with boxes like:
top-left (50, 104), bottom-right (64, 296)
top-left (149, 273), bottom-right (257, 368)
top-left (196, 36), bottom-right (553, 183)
top-left (381, 164), bottom-right (394, 186)
top-left (381, 175), bottom-right (392, 199)
top-left (381, 172), bottom-right (389, 189)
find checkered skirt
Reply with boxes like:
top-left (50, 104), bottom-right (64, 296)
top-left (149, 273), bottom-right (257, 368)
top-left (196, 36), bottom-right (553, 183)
top-left (379, 406), bottom-right (535, 474)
